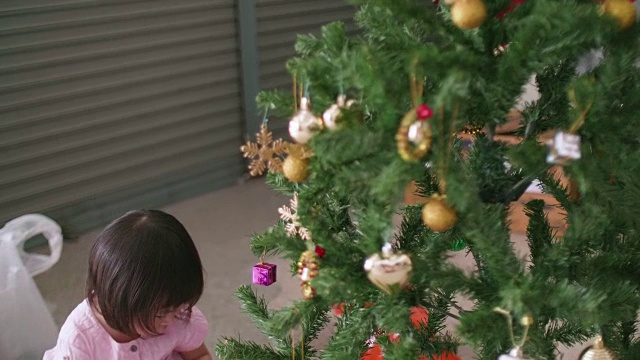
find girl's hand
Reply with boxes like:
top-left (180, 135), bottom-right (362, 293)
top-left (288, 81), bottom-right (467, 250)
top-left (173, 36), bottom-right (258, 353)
top-left (180, 343), bottom-right (212, 360)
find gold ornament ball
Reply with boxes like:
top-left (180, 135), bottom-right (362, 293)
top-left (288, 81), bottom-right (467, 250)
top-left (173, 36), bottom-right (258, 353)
top-left (422, 195), bottom-right (457, 232)
top-left (603, 0), bottom-right (637, 30)
top-left (450, 0), bottom-right (487, 29)
top-left (579, 337), bottom-right (616, 360)
top-left (283, 155), bottom-right (310, 183)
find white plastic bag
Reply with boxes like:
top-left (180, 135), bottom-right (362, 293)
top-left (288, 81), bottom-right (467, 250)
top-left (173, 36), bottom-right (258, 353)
top-left (0, 214), bottom-right (63, 360)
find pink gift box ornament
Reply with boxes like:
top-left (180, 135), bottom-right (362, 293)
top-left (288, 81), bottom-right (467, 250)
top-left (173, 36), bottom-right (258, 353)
top-left (252, 262), bottom-right (277, 286)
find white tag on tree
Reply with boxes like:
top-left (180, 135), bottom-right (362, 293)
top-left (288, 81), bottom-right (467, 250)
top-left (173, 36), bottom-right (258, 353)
top-left (546, 131), bottom-right (581, 164)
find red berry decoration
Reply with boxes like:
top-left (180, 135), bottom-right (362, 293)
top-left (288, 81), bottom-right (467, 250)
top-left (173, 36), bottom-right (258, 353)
top-left (497, 0), bottom-right (527, 19)
top-left (416, 104), bottom-right (434, 120)
top-left (315, 244), bottom-right (326, 258)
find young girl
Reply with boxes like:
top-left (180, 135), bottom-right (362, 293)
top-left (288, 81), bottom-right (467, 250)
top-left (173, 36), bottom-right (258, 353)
top-left (44, 210), bottom-right (212, 360)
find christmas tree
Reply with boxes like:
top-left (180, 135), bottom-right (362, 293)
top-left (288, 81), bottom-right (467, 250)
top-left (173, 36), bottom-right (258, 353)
top-left (217, 0), bottom-right (640, 359)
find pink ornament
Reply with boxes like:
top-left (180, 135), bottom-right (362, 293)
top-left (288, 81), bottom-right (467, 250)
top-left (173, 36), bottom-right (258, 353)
top-left (252, 262), bottom-right (277, 286)
top-left (416, 104), bottom-right (434, 120)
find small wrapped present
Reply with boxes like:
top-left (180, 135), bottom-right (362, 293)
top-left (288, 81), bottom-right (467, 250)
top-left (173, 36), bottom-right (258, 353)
top-left (252, 262), bottom-right (277, 286)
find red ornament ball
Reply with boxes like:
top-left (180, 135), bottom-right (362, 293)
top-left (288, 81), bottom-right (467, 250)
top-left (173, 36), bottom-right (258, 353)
top-left (430, 350), bottom-right (462, 360)
top-left (333, 301), bottom-right (375, 317)
top-left (361, 344), bottom-right (384, 360)
top-left (410, 306), bottom-right (429, 329)
top-left (388, 332), bottom-right (401, 344)
top-left (332, 302), bottom-right (346, 317)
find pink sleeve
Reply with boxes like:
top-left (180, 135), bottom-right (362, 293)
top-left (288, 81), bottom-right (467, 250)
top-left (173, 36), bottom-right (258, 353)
top-left (174, 306), bottom-right (209, 352)
top-left (43, 332), bottom-right (93, 360)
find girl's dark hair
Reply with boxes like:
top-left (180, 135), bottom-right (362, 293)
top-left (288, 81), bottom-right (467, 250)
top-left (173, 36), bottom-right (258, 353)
top-left (86, 210), bottom-right (204, 336)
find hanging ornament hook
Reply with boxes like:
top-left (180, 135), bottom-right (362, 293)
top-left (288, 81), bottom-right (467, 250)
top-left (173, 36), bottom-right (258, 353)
top-left (261, 105), bottom-right (271, 127)
top-left (494, 307), bottom-right (533, 349)
top-left (292, 75), bottom-right (298, 112)
top-left (409, 57), bottom-right (425, 108)
top-left (396, 60), bottom-right (432, 162)
top-left (260, 244), bottom-right (267, 264)
top-left (567, 88), bottom-right (594, 134)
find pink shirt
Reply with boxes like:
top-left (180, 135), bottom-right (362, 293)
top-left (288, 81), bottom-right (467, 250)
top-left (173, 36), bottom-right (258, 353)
top-left (43, 300), bottom-right (208, 360)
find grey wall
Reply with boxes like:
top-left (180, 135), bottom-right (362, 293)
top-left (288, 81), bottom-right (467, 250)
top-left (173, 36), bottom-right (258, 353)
top-left (0, 0), bottom-right (355, 235)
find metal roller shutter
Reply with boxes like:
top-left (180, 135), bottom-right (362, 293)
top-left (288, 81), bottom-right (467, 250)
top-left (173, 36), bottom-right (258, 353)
top-left (256, 0), bottom-right (356, 133)
top-left (0, 0), bottom-right (244, 233)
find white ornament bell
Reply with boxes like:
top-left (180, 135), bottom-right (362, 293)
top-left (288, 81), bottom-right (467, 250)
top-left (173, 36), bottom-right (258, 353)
top-left (322, 94), bottom-right (355, 131)
top-left (498, 347), bottom-right (528, 360)
top-left (289, 97), bottom-right (323, 144)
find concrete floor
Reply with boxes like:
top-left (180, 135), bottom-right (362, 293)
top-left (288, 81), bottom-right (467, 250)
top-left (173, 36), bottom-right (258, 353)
top-left (34, 179), bottom-right (585, 359)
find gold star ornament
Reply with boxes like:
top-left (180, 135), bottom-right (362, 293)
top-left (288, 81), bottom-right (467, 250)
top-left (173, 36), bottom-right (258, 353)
top-left (240, 124), bottom-right (290, 176)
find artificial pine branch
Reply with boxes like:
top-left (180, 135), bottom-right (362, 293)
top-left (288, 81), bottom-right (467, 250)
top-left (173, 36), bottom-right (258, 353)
top-left (235, 285), bottom-right (282, 345)
top-left (322, 309), bottom-right (374, 360)
top-left (524, 200), bottom-right (554, 277)
top-left (300, 306), bottom-right (330, 343)
top-left (249, 223), bottom-right (306, 260)
top-left (215, 338), bottom-right (285, 360)
top-left (265, 172), bottom-right (297, 196)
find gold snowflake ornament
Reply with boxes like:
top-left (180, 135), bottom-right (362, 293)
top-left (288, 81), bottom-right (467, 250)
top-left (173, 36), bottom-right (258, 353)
top-left (240, 124), bottom-right (290, 176)
top-left (278, 193), bottom-right (312, 241)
